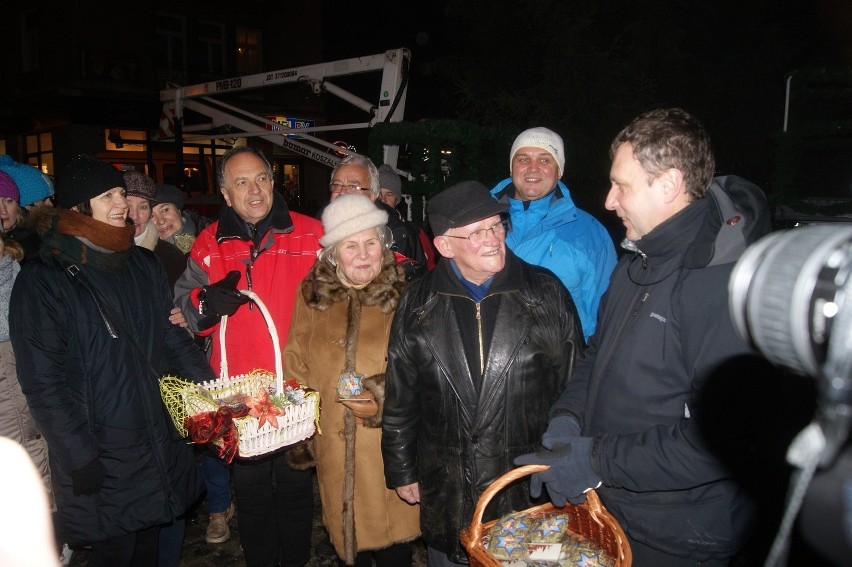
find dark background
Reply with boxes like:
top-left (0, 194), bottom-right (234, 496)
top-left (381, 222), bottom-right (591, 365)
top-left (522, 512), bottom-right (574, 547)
top-left (323, 0), bottom-right (852, 222)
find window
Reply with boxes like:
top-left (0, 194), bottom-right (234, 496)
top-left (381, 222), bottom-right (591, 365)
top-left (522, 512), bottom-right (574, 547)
top-left (197, 20), bottom-right (225, 79)
top-left (236, 27), bottom-right (262, 75)
top-left (24, 132), bottom-right (53, 175)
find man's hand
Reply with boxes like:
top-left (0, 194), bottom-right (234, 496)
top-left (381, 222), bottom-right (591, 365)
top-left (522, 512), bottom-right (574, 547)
top-left (541, 415), bottom-right (581, 450)
top-left (395, 482), bottom-right (420, 504)
top-left (514, 437), bottom-right (601, 506)
top-left (200, 270), bottom-right (249, 317)
top-left (341, 391), bottom-right (378, 419)
top-left (169, 306), bottom-right (188, 328)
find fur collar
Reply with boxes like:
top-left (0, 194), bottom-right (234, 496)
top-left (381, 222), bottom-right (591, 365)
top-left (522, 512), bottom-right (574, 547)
top-left (300, 248), bottom-right (407, 314)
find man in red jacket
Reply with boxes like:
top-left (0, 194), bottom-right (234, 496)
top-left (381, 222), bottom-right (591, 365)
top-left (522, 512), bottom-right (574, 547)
top-left (174, 146), bottom-right (322, 567)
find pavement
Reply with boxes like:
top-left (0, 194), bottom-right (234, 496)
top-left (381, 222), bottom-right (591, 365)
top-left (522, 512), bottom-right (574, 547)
top-left (66, 469), bottom-right (427, 566)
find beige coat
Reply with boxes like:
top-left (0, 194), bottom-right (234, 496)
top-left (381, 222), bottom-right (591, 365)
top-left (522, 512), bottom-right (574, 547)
top-left (284, 249), bottom-right (420, 562)
top-left (0, 341), bottom-right (54, 511)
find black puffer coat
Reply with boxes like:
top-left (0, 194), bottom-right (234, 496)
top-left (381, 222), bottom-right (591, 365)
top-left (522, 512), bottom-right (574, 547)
top-left (382, 249), bottom-right (584, 561)
top-left (10, 215), bottom-right (215, 545)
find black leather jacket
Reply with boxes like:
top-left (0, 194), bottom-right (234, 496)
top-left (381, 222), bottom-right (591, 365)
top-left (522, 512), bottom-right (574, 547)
top-left (382, 250), bottom-right (584, 561)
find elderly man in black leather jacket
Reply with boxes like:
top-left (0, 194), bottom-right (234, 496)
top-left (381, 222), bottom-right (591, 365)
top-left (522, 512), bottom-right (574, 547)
top-left (381, 180), bottom-right (585, 565)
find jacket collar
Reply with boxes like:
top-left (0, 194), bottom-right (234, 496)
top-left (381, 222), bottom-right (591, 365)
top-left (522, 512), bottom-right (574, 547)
top-left (626, 175), bottom-right (771, 281)
top-left (215, 192), bottom-right (294, 243)
top-left (492, 179), bottom-right (578, 234)
top-left (683, 175), bottom-right (771, 268)
top-left (626, 197), bottom-right (708, 284)
top-left (493, 178), bottom-right (572, 207)
top-left (431, 247), bottom-right (523, 298)
top-left (134, 220), bottom-right (160, 251)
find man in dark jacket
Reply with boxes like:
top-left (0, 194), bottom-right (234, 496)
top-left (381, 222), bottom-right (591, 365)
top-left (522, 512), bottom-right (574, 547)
top-left (516, 108), bottom-right (773, 566)
top-left (378, 163), bottom-right (436, 270)
top-left (381, 180), bottom-right (585, 565)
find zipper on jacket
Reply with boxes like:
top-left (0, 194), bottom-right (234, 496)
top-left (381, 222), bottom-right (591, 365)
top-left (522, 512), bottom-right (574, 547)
top-left (476, 302), bottom-right (484, 375)
top-left (246, 244), bottom-right (260, 310)
top-left (632, 291), bottom-right (649, 317)
top-left (585, 286), bottom-right (647, 427)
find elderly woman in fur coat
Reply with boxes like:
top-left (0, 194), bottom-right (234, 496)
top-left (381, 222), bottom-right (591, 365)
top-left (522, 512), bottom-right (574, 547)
top-left (284, 194), bottom-right (420, 566)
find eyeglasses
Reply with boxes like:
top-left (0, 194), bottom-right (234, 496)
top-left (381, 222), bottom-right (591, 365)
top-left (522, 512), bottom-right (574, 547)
top-left (329, 181), bottom-right (371, 194)
top-left (444, 219), bottom-right (508, 246)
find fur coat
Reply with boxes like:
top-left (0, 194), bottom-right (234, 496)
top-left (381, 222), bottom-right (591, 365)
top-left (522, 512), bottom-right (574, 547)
top-left (283, 248), bottom-right (420, 564)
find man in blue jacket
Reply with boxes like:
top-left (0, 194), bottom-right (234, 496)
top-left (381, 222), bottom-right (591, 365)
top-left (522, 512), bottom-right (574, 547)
top-left (491, 127), bottom-right (616, 340)
top-left (516, 108), bottom-right (773, 566)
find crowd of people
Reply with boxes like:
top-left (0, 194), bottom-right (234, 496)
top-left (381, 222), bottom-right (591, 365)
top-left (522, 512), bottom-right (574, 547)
top-left (0, 105), bottom-right (782, 567)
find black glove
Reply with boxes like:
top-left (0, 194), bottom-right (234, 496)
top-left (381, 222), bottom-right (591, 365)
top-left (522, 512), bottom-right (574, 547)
top-left (541, 415), bottom-right (581, 450)
top-left (514, 437), bottom-right (601, 506)
top-left (71, 457), bottom-right (104, 496)
top-left (199, 270), bottom-right (249, 317)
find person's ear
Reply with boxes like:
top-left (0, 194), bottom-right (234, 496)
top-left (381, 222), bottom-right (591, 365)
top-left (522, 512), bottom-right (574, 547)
top-left (659, 168), bottom-right (686, 204)
top-left (220, 187), bottom-right (232, 208)
top-left (434, 235), bottom-right (454, 259)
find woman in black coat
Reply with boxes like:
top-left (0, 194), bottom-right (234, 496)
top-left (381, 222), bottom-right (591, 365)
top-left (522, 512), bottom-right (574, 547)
top-left (10, 155), bottom-right (215, 566)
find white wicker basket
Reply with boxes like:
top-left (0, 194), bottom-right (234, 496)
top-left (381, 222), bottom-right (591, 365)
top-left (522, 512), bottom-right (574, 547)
top-left (162, 289), bottom-right (318, 459)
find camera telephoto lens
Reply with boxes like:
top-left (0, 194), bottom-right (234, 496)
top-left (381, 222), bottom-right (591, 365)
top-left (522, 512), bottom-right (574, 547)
top-left (728, 223), bottom-right (852, 379)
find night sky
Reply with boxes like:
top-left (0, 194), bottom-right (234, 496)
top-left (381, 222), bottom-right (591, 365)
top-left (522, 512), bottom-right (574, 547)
top-left (322, 1), bottom-right (852, 204)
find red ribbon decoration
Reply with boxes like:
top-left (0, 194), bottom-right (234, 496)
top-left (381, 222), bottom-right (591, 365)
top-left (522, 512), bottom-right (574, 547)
top-left (184, 406), bottom-right (240, 463)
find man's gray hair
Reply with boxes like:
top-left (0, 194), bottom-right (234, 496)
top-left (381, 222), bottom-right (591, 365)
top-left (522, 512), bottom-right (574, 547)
top-left (331, 154), bottom-right (380, 198)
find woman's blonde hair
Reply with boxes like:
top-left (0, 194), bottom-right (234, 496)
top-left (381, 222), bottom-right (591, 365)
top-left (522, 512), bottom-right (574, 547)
top-left (0, 234), bottom-right (24, 262)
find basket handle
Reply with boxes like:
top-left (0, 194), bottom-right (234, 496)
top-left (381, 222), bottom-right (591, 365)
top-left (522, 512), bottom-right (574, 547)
top-left (467, 464), bottom-right (607, 545)
top-left (219, 289), bottom-right (283, 393)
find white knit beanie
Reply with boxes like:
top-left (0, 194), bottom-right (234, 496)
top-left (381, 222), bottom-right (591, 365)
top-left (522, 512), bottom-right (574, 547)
top-left (320, 194), bottom-right (389, 247)
top-left (509, 127), bottom-right (565, 177)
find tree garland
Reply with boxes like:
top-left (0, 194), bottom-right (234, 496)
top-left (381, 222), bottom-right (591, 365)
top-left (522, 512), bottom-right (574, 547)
top-left (367, 119), bottom-right (515, 226)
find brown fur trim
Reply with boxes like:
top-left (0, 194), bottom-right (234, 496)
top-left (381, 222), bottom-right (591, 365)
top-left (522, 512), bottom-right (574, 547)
top-left (360, 373), bottom-right (385, 429)
top-left (344, 288), bottom-right (362, 378)
top-left (342, 409), bottom-right (357, 565)
top-left (27, 206), bottom-right (58, 237)
top-left (284, 440), bottom-right (316, 470)
top-left (301, 248), bottom-right (407, 313)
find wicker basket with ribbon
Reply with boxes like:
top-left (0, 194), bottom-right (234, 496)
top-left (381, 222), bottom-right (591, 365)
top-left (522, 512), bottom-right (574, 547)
top-left (160, 290), bottom-right (319, 461)
top-left (461, 464), bottom-right (632, 566)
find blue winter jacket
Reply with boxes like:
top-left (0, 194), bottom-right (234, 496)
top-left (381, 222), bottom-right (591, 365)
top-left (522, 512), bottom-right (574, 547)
top-left (491, 179), bottom-right (616, 339)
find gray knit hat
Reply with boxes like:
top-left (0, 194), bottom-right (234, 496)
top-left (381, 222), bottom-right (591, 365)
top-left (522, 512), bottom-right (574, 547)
top-left (378, 164), bottom-right (402, 201)
top-left (320, 194), bottom-right (388, 247)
